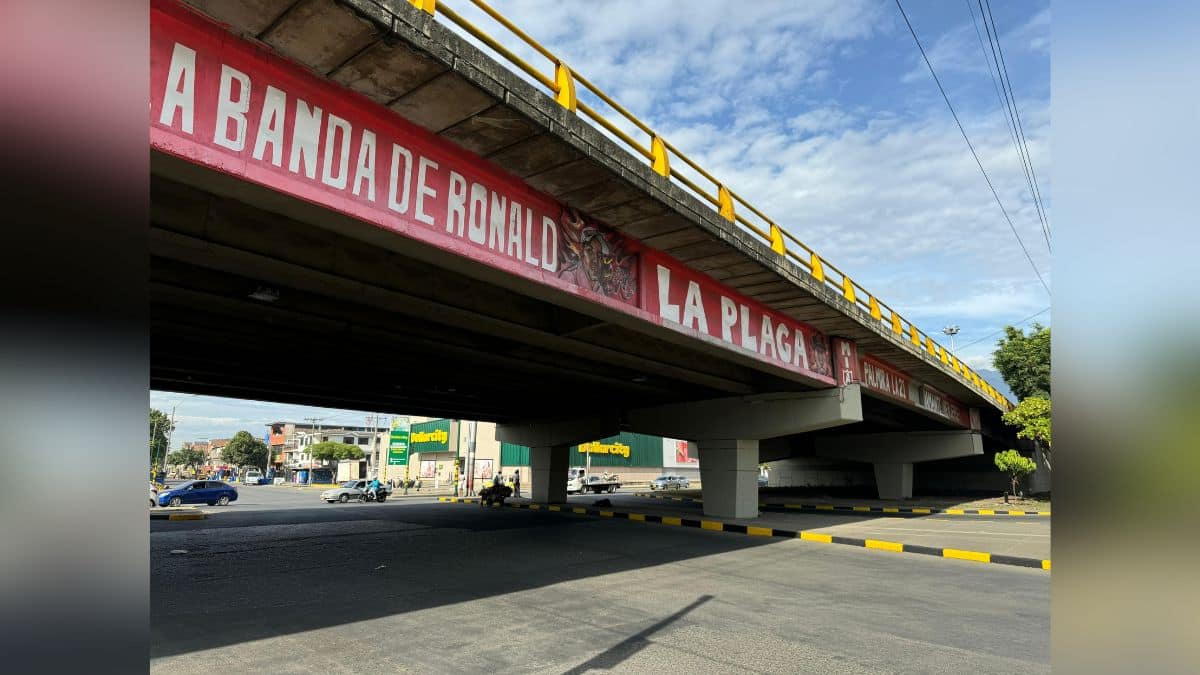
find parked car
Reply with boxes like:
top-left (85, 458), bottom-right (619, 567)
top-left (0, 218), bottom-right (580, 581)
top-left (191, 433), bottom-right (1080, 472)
top-left (320, 480), bottom-right (392, 503)
top-left (157, 480), bottom-right (238, 507)
top-left (149, 482), bottom-right (159, 507)
top-left (649, 475), bottom-right (690, 490)
top-left (241, 468), bottom-right (263, 485)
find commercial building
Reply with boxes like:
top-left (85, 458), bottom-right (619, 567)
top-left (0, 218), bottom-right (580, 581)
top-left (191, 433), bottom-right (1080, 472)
top-left (498, 431), bottom-right (700, 487)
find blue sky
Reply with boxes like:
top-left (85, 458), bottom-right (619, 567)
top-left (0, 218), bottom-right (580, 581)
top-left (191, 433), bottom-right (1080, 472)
top-left (154, 0), bottom-right (1049, 446)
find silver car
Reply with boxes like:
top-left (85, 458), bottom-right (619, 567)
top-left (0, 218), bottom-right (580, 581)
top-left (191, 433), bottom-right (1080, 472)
top-left (650, 475), bottom-right (689, 490)
top-left (320, 480), bottom-right (366, 503)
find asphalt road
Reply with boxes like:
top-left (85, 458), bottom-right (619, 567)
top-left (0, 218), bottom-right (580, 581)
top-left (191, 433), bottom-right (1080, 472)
top-left (152, 490), bottom-right (1049, 674)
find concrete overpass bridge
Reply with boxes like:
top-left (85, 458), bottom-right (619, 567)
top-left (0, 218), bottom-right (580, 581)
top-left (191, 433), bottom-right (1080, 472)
top-left (150, 0), bottom-right (1016, 517)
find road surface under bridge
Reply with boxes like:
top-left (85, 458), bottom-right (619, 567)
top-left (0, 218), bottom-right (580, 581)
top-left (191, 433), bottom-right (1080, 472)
top-left (149, 0), bottom-right (1019, 517)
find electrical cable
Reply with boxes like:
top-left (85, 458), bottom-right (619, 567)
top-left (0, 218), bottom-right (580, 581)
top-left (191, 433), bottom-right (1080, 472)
top-left (893, 0), bottom-right (1050, 296)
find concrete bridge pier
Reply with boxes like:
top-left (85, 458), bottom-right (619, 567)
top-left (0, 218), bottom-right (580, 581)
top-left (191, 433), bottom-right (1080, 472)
top-left (629, 386), bottom-right (864, 519)
top-left (815, 431), bottom-right (984, 500)
top-left (496, 414), bottom-right (619, 504)
top-left (528, 445), bottom-right (570, 504)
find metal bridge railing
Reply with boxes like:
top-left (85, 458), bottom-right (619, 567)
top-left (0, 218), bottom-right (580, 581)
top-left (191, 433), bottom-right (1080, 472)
top-left (404, 0), bottom-right (1010, 410)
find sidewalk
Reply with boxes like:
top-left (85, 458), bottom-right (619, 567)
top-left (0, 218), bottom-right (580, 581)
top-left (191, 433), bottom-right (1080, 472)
top-left (644, 489), bottom-right (1050, 515)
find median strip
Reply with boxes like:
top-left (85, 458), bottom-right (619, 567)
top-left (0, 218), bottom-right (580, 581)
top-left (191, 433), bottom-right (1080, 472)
top-left (436, 497), bottom-right (1049, 571)
top-left (632, 492), bottom-right (1050, 517)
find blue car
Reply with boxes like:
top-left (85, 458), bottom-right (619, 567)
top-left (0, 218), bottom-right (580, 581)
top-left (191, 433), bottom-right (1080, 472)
top-left (157, 480), bottom-right (238, 507)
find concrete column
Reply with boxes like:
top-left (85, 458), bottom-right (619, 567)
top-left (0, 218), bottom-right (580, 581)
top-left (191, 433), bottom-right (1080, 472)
top-left (697, 439), bottom-right (760, 519)
top-left (529, 444), bottom-right (569, 504)
top-left (873, 463), bottom-right (913, 500)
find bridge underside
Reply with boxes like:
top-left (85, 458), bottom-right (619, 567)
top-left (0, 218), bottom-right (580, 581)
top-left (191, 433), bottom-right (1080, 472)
top-left (151, 152), bottom-right (814, 421)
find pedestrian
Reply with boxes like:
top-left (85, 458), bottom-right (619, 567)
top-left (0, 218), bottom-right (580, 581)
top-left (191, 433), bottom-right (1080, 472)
top-left (513, 471), bottom-right (521, 498)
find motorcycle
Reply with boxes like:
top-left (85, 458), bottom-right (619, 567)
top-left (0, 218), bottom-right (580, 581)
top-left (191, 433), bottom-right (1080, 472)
top-left (360, 487), bottom-right (388, 503)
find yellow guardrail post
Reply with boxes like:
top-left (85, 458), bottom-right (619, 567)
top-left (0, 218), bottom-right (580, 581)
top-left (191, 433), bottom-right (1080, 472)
top-left (554, 60), bottom-right (576, 112)
top-left (650, 135), bottom-right (669, 177)
top-left (810, 253), bottom-right (825, 283)
top-left (939, 346), bottom-right (950, 365)
top-left (869, 296), bottom-right (881, 321)
top-left (841, 276), bottom-right (857, 304)
top-left (910, 325), bottom-right (921, 347)
top-left (925, 335), bottom-right (936, 354)
top-left (717, 185), bottom-right (735, 222)
top-left (890, 311), bottom-right (902, 334)
top-left (768, 223), bottom-right (786, 255)
top-left (409, 0), bottom-right (437, 15)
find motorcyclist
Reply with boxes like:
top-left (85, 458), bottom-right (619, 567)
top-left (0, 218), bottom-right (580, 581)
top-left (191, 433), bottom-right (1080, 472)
top-left (366, 477), bottom-right (383, 501)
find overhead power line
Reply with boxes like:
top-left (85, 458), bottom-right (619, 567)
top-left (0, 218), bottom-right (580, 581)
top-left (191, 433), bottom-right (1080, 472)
top-left (965, 0), bottom-right (1051, 252)
top-left (955, 306), bottom-right (1051, 350)
top-left (893, 0), bottom-right (1050, 297)
top-left (980, 0), bottom-right (1051, 252)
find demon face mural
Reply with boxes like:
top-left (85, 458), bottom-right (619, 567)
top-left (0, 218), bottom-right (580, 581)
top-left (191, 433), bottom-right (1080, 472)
top-left (557, 208), bottom-right (638, 303)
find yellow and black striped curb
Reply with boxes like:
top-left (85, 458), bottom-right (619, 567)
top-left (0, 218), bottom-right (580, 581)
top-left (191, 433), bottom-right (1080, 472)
top-left (437, 497), bottom-right (1049, 571)
top-left (632, 492), bottom-right (1050, 517)
top-left (150, 510), bottom-right (207, 521)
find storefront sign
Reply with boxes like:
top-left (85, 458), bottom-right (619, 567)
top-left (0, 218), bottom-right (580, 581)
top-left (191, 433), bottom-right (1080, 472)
top-left (662, 438), bottom-right (698, 468)
top-left (577, 441), bottom-right (631, 459)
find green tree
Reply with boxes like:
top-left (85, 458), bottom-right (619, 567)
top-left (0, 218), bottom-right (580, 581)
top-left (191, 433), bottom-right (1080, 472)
top-left (166, 447), bottom-right (207, 471)
top-left (222, 431), bottom-right (270, 470)
top-left (992, 323), bottom-right (1050, 401)
top-left (994, 449), bottom-right (1037, 501)
top-left (149, 408), bottom-right (174, 467)
top-left (310, 441), bottom-right (364, 462)
top-left (1003, 396), bottom-right (1051, 447)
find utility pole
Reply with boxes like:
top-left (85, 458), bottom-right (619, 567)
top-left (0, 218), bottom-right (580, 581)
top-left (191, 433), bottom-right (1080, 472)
top-left (163, 405), bottom-right (176, 481)
top-left (303, 416), bottom-right (325, 484)
top-left (466, 420), bottom-right (477, 497)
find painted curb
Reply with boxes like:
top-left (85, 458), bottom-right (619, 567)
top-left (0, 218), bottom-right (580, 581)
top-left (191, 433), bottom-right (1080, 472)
top-left (150, 511), bottom-right (207, 521)
top-left (436, 497), bottom-right (1049, 571)
top-left (632, 492), bottom-right (1051, 517)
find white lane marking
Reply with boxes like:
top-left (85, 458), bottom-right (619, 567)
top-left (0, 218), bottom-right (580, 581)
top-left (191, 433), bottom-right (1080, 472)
top-left (827, 525), bottom-right (1050, 538)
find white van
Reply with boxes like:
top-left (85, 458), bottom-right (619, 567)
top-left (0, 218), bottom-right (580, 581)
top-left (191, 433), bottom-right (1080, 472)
top-left (241, 468), bottom-right (263, 485)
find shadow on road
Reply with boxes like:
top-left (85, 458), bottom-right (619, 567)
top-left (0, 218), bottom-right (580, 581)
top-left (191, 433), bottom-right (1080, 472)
top-left (561, 595), bottom-right (713, 675)
top-left (151, 502), bottom-right (776, 659)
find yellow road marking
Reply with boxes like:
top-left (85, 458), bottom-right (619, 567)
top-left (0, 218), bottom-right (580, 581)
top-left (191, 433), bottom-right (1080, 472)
top-left (799, 532), bottom-right (833, 543)
top-left (784, 504), bottom-right (803, 509)
top-left (882, 507), bottom-right (899, 513)
top-left (599, 511), bottom-right (613, 518)
top-left (1007, 511), bottom-right (1026, 516)
top-left (529, 504), bottom-right (541, 510)
top-left (747, 526), bottom-right (773, 537)
top-left (911, 508), bottom-right (931, 514)
top-left (662, 516), bottom-right (682, 526)
top-left (700, 520), bottom-right (723, 531)
top-left (853, 506), bottom-right (870, 512)
top-left (1038, 511), bottom-right (1052, 516)
top-left (572, 507), bottom-right (586, 514)
top-left (629, 513), bottom-right (645, 521)
top-left (943, 548), bottom-right (991, 563)
top-left (1042, 560), bottom-right (1052, 570)
top-left (865, 539), bottom-right (904, 552)
top-left (548, 505), bottom-right (561, 511)
top-left (977, 509), bottom-right (995, 516)
top-left (946, 509), bottom-right (965, 515)
top-left (816, 504), bottom-right (835, 510)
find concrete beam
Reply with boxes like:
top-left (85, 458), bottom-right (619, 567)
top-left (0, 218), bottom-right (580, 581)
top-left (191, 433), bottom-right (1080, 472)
top-left (495, 414), bottom-right (620, 449)
top-left (626, 384), bottom-right (862, 441)
top-left (814, 430), bottom-right (983, 464)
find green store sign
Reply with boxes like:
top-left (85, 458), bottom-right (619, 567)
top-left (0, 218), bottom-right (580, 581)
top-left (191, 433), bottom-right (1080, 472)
top-left (410, 418), bottom-right (452, 454)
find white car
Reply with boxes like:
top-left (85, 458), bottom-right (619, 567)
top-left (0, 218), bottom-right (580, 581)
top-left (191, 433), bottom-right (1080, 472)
top-left (242, 469), bottom-right (263, 485)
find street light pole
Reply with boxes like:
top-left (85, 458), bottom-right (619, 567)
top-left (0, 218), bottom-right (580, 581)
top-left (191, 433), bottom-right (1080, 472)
top-left (942, 325), bottom-right (960, 353)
